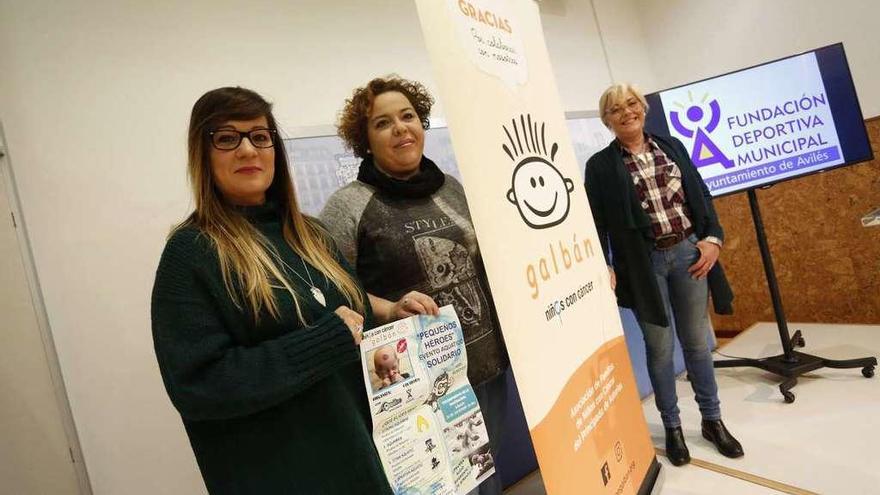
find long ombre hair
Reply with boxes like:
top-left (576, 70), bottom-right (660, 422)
top-left (175, 87), bottom-right (365, 323)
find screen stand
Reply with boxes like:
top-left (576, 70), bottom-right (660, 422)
top-left (712, 188), bottom-right (876, 403)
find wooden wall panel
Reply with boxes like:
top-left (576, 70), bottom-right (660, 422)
top-left (710, 117), bottom-right (880, 334)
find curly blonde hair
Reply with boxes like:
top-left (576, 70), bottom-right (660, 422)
top-left (337, 76), bottom-right (434, 158)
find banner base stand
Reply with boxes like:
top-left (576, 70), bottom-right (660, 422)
top-left (639, 457), bottom-right (662, 495)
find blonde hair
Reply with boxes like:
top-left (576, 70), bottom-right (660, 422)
top-left (598, 83), bottom-right (650, 127)
top-left (175, 87), bottom-right (365, 324)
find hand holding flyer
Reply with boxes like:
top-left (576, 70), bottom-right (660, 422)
top-left (361, 305), bottom-right (493, 495)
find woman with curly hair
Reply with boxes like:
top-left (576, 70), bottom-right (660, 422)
top-left (151, 87), bottom-right (392, 494)
top-left (320, 76), bottom-right (509, 495)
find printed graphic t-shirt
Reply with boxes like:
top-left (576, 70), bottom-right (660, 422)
top-left (320, 174), bottom-right (508, 386)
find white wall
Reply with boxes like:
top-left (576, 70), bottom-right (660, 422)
top-left (540, 0), bottom-right (615, 111)
top-left (0, 1), bottom-right (616, 493)
top-left (636, 0), bottom-right (880, 117)
top-left (592, 0), bottom-right (658, 92)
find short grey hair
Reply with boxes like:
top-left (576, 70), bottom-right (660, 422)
top-left (598, 83), bottom-right (650, 127)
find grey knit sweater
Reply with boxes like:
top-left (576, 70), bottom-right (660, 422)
top-left (320, 174), bottom-right (508, 386)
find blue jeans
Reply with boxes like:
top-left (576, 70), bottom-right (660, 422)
top-left (638, 235), bottom-right (721, 429)
top-left (466, 367), bottom-right (508, 495)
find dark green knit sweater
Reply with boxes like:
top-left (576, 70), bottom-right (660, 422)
top-left (151, 204), bottom-right (392, 494)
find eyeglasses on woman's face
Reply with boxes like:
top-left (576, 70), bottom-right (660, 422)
top-left (605, 98), bottom-right (643, 119)
top-left (208, 128), bottom-right (277, 150)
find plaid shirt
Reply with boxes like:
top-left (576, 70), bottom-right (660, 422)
top-left (621, 137), bottom-right (693, 238)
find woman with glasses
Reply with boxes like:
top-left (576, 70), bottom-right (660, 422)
top-left (151, 87), bottom-right (392, 494)
top-left (584, 83), bottom-right (744, 466)
top-left (320, 76), bottom-right (509, 495)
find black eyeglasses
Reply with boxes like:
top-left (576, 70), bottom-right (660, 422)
top-left (208, 128), bottom-right (277, 150)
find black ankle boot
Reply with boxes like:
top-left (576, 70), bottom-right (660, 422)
top-left (701, 419), bottom-right (744, 458)
top-left (664, 426), bottom-right (690, 466)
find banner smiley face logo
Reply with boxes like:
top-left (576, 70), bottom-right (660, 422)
top-left (503, 114), bottom-right (574, 229)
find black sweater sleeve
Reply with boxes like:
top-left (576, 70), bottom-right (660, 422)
top-left (151, 229), bottom-right (360, 421)
top-left (585, 156), bottom-right (612, 265)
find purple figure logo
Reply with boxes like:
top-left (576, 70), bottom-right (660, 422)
top-left (670, 98), bottom-right (734, 169)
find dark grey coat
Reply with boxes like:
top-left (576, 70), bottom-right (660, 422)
top-left (584, 134), bottom-right (734, 326)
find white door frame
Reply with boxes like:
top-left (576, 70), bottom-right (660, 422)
top-left (0, 120), bottom-right (93, 494)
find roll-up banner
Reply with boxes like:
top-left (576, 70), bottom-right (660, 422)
top-left (414, 1), bottom-right (659, 493)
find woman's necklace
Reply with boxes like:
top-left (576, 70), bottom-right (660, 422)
top-left (280, 258), bottom-right (327, 307)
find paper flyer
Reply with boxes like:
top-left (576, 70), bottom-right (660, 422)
top-left (362, 305), bottom-right (494, 495)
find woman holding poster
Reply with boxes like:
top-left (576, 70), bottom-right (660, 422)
top-left (584, 83), bottom-right (744, 466)
top-left (321, 76), bottom-right (509, 495)
top-left (151, 87), bottom-right (392, 494)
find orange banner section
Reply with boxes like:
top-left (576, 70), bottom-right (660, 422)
top-left (530, 336), bottom-right (654, 495)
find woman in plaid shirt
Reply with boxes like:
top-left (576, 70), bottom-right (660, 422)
top-left (584, 83), bottom-right (744, 467)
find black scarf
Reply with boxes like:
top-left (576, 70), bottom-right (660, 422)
top-left (357, 155), bottom-right (446, 199)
